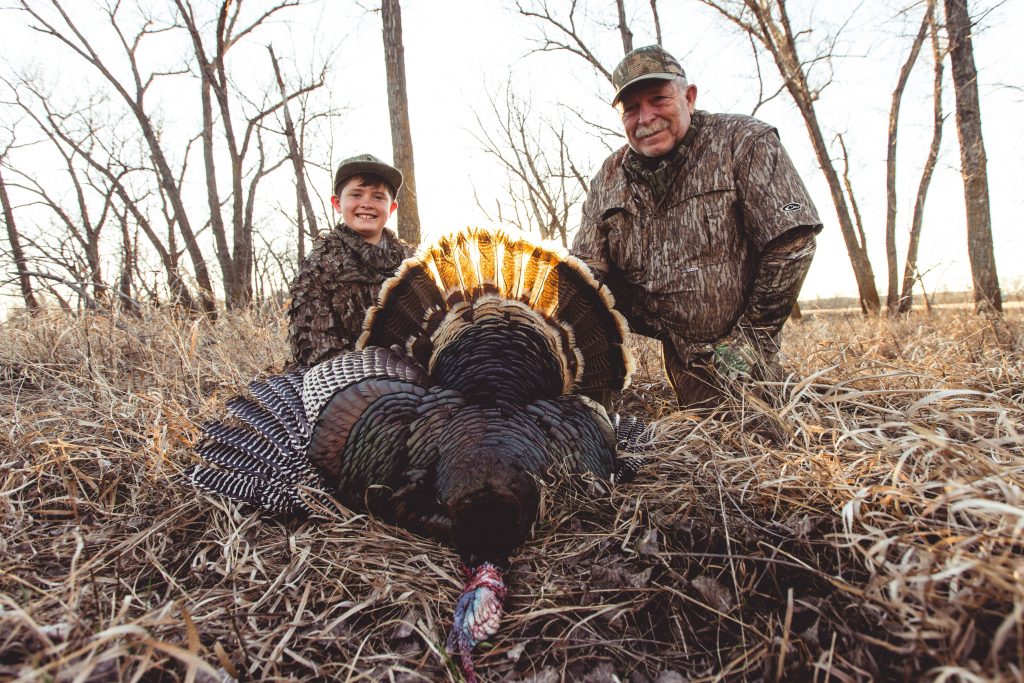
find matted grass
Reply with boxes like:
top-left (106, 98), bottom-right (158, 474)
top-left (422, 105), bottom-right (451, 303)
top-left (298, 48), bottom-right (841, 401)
top-left (1, 306), bottom-right (1021, 682)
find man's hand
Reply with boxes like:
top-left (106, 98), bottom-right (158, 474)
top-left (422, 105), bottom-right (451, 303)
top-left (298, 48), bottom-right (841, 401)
top-left (709, 333), bottom-right (760, 381)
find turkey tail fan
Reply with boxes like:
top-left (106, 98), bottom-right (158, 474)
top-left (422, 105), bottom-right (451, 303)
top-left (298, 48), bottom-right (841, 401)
top-left (359, 227), bottom-right (634, 401)
top-left (184, 369), bottom-right (327, 517)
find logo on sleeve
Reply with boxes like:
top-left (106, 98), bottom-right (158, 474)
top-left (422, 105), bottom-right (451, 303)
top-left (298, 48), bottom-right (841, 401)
top-left (782, 202), bottom-right (802, 212)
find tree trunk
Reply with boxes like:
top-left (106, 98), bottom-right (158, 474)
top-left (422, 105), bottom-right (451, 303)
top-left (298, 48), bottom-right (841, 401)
top-left (717, 0), bottom-right (881, 314)
top-left (899, 8), bottom-right (945, 313)
top-left (616, 0), bottom-right (633, 53)
top-left (179, 1), bottom-right (241, 309)
top-left (269, 46), bottom-right (318, 264)
top-left (0, 162), bottom-right (40, 312)
top-left (296, 191), bottom-right (306, 263)
top-left (650, 0), bottom-right (663, 46)
top-left (177, 0), bottom-right (270, 310)
top-left (116, 210), bottom-right (142, 317)
top-left (943, 0), bottom-right (1001, 312)
top-left (214, 1), bottom-right (251, 309)
top-left (199, 56), bottom-right (236, 303)
top-left (381, 0), bottom-right (421, 244)
top-left (885, 5), bottom-right (930, 315)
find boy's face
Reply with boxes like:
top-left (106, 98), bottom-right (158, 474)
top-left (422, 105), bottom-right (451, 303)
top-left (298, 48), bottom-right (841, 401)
top-left (331, 178), bottom-right (397, 245)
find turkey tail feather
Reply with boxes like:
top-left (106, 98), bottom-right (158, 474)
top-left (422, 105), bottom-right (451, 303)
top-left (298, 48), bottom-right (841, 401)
top-left (225, 396), bottom-right (292, 455)
top-left (612, 413), bottom-right (653, 453)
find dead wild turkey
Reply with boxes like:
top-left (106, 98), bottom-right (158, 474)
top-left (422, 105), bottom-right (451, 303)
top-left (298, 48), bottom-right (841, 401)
top-left (185, 227), bottom-right (645, 681)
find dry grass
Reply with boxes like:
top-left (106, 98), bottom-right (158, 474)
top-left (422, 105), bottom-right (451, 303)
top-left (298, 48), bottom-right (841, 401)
top-left (1, 306), bottom-right (1022, 682)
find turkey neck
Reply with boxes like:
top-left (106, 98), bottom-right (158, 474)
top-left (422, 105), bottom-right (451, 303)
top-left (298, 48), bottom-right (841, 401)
top-left (434, 406), bottom-right (546, 565)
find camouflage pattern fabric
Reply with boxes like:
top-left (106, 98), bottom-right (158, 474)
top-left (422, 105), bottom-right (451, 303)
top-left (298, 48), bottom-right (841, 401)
top-left (573, 110), bottom-right (821, 407)
top-left (621, 126), bottom-right (695, 204)
top-left (288, 224), bottom-right (414, 368)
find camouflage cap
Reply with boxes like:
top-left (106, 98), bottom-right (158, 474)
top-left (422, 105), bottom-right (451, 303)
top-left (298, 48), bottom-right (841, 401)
top-left (611, 45), bottom-right (686, 105)
top-left (333, 153), bottom-right (403, 198)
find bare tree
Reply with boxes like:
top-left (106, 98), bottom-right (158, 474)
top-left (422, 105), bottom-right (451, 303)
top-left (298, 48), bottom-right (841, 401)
top-left (943, 0), bottom-right (1001, 312)
top-left (18, 0), bottom-right (219, 315)
top-left (14, 1), bottom-right (332, 313)
top-left (899, 6), bottom-right (947, 313)
top-left (0, 152), bottom-right (39, 312)
top-left (175, 0), bottom-right (321, 308)
top-left (517, 1), bottom-right (615, 81)
top-left (885, 1), bottom-right (933, 314)
top-left (269, 46), bottom-right (318, 263)
top-left (381, 0), bottom-right (421, 244)
top-left (3, 70), bottom-right (203, 311)
top-left (2, 84), bottom-right (114, 305)
top-left (6, 1), bottom-right (335, 313)
top-left (695, 0), bottom-right (881, 314)
top-left (650, 0), bottom-right (663, 45)
top-left (472, 85), bottom-right (589, 246)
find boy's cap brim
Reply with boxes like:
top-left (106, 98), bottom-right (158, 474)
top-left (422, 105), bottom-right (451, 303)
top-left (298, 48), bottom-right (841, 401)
top-left (333, 154), bottom-right (403, 197)
top-left (611, 45), bottom-right (686, 105)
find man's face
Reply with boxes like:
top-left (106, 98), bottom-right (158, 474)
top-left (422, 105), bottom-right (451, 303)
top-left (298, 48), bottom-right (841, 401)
top-left (331, 179), bottom-right (397, 245)
top-left (618, 78), bottom-right (697, 157)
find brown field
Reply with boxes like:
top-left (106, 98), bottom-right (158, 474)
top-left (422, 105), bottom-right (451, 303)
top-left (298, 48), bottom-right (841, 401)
top-left (1, 307), bottom-right (1022, 682)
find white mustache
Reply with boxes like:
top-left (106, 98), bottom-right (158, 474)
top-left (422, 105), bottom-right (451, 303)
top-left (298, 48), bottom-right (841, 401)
top-left (635, 120), bottom-right (669, 138)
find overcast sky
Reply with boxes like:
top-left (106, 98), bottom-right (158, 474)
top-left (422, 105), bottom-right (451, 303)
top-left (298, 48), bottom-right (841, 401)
top-left (2, 0), bottom-right (1022, 302)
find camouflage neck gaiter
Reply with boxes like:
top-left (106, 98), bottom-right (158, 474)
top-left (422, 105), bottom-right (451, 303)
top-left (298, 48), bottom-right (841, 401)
top-left (623, 118), bottom-right (699, 205)
top-left (336, 223), bottom-right (405, 281)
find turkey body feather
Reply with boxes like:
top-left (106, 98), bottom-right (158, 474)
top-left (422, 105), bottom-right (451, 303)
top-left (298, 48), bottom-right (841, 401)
top-left (184, 227), bottom-right (643, 681)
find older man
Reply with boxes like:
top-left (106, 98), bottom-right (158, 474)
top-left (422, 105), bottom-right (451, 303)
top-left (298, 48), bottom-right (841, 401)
top-left (573, 45), bottom-right (821, 408)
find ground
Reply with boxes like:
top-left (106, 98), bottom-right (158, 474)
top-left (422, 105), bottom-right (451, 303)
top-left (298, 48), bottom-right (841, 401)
top-left (1, 306), bottom-right (1021, 682)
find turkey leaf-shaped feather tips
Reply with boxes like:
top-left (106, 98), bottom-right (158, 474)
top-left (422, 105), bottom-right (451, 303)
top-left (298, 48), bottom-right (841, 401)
top-left (359, 227), bottom-right (634, 403)
top-left (357, 259), bottom-right (445, 363)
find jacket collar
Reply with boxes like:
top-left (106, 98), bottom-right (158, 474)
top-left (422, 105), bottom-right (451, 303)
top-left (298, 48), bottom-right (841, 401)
top-left (603, 111), bottom-right (704, 217)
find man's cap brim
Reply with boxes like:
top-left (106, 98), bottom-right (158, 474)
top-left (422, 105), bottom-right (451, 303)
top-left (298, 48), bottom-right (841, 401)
top-left (612, 72), bottom-right (680, 105)
top-left (334, 160), bottom-right (403, 197)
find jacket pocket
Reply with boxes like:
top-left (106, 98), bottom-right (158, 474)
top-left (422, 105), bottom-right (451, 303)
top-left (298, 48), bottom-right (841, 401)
top-left (648, 258), bottom-right (745, 342)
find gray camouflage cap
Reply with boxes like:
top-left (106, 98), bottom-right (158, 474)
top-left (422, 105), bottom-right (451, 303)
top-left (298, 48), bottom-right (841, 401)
top-left (611, 45), bottom-right (686, 105)
top-left (333, 153), bottom-right (403, 198)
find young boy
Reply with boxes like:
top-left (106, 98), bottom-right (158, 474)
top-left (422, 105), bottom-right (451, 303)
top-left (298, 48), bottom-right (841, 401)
top-left (287, 154), bottom-right (415, 367)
